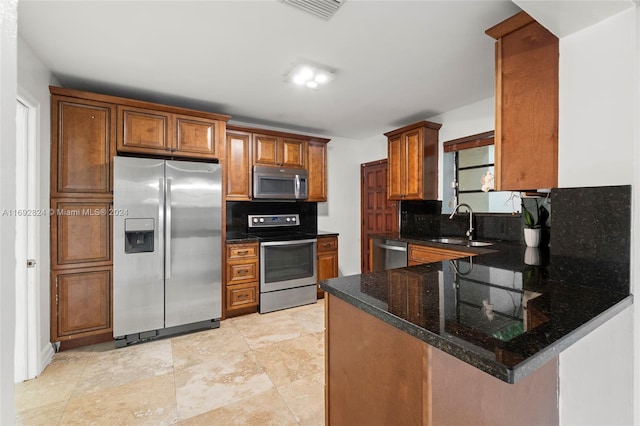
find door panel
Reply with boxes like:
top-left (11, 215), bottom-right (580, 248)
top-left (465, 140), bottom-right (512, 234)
top-left (404, 129), bottom-right (423, 199)
top-left (361, 160), bottom-right (398, 273)
top-left (165, 160), bottom-right (222, 327)
top-left (175, 114), bottom-right (217, 157)
top-left (113, 157), bottom-right (165, 336)
top-left (54, 99), bottom-right (114, 196)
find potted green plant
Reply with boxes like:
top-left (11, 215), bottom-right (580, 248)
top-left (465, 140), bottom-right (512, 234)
top-left (522, 199), bottom-right (548, 248)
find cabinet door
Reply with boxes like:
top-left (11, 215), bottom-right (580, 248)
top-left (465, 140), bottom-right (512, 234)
top-left (226, 131), bottom-right (252, 200)
top-left (226, 283), bottom-right (259, 310)
top-left (407, 244), bottom-right (470, 266)
top-left (490, 15), bottom-right (558, 191)
top-left (253, 134), bottom-right (279, 165)
top-left (52, 267), bottom-right (111, 339)
top-left (403, 129), bottom-right (423, 200)
top-left (52, 97), bottom-right (115, 197)
top-left (174, 114), bottom-right (218, 158)
top-left (317, 236), bottom-right (338, 298)
top-left (118, 105), bottom-right (172, 154)
top-left (51, 199), bottom-right (112, 269)
top-left (307, 141), bottom-right (327, 201)
top-left (387, 135), bottom-right (404, 200)
top-left (281, 138), bottom-right (306, 168)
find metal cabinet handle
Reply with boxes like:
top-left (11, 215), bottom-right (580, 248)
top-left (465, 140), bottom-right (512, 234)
top-left (237, 250), bottom-right (249, 255)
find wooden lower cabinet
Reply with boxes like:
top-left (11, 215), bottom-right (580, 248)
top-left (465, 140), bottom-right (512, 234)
top-left (407, 243), bottom-right (471, 265)
top-left (316, 235), bottom-right (338, 299)
top-left (326, 295), bottom-right (559, 425)
top-left (225, 241), bottom-right (259, 317)
top-left (52, 267), bottom-right (112, 341)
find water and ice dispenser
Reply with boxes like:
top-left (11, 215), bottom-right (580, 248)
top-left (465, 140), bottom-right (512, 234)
top-left (124, 218), bottom-right (154, 253)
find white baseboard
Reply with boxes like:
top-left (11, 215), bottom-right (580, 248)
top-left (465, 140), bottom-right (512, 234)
top-left (38, 342), bottom-right (55, 375)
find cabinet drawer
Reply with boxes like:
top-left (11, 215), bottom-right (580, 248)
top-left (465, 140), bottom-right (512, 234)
top-left (226, 283), bottom-right (258, 310)
top-left (317, 236), bottom-right (338, 253)
top-left (407, 244), bottom-right (471, 265)
top-left (227, 260), bottom-right (258, 284)
top-left (227, 243), bottom-right (258, 260)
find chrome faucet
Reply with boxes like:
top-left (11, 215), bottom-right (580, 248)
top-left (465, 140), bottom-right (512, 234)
top-left (449, 203), bottom-right (474, 241)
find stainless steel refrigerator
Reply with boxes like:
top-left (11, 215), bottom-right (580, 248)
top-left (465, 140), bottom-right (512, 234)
top-left (113, 156), bottom-right (222, 347)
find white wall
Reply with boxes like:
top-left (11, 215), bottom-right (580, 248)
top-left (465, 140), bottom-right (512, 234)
top-left (318, 135), bottom-right (387, 276)
top-left (555, 8), bottom-right (637, 426)
top-left (558, 9), bottom-right (635, 187)
top-left (17, 36), bottom-right (58, 373)
top-left (0, 1), bottom-right (18, 423)
top-left (428, 97), bottom-right (495, 203)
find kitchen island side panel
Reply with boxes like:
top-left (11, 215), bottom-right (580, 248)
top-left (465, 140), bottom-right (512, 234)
top-left (326, 294), bottom-right (558, 426)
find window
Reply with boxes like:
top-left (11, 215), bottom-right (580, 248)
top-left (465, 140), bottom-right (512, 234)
top-left (443, 131), bottom-right (520, 214)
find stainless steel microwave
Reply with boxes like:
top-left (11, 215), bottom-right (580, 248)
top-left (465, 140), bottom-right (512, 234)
top-left (253, 165), bottom-right (308, 200)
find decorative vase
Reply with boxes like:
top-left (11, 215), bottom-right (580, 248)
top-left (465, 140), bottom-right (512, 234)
top-left (524, 228), bottom-right (541, 248)
top-left (524, 246), bottom-right (541, 265)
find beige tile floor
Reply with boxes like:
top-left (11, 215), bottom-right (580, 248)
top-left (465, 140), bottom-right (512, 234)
top-left (15, 299), bottom-right (326, 425)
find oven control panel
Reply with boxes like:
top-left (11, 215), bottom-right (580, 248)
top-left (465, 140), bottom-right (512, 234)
top-left (248, 214), bottom-right (300, 228)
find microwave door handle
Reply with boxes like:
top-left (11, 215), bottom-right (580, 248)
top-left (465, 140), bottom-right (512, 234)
top-left (295, 175), bottom-right (301, 197)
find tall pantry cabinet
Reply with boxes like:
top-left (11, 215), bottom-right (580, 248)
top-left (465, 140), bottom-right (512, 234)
top-left (50, 91), bottom-right (116, 347)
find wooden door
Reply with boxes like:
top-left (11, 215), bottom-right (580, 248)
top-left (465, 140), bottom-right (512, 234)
top-left (361, 160), bottom-right (398, 273)
top-left (52, 97), bottom-right (115, 197)
top-left (403, 128), bottom-right (423, 199)
top-left (174, 114), bottom-right (217, 158)
top-left (307, 141), bottom-right (327, 201)
top-left (387, 135), bottom-right (403, 200)
top-left (118, 105), bottom-right (171, 154)
top-left (317, 236), bottom-right (339, 298)
top-left (280, 138), bottom-right (306, 168)
top-left (51, 199), bottom-right (112, 269)
top-left (225, 131), bottom-right (252, 200)
top-left (52, 267), bottom-right (111, 339)
top-left (253, 134), bottom-right (279, 165)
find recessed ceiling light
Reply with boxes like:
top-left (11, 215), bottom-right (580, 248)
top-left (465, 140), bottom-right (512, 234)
top-left (285, 62), bottom-right (335, 89)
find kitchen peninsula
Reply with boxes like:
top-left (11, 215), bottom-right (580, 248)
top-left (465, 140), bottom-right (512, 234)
top-left (321, 186), bottom-right (633, 425)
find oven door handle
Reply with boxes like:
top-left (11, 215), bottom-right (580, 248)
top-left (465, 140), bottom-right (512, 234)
top-left (261, 238), bottom-right (317, 247)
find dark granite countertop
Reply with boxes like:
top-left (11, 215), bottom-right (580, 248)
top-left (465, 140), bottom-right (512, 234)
top-left (226, 230), bottom-right (338, 243)
top-left (225, 232), bottom-right (259, 244)
top-left (317, 230), bottom-right (339, 237)
top-left (320, 234), bottom-right (633, 383)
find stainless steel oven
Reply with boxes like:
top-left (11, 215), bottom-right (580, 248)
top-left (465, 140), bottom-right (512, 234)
top-left (248, 214), bottom-right (317, 313)
top-left (259, 238), bottom-right (317, 313)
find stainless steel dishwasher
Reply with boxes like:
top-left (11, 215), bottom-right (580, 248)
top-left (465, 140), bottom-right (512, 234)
top-left (370, 238), bottom-right (408, 272)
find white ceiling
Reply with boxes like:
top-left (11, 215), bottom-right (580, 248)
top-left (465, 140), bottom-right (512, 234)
top-left (19, 1), bottom-right (529, 139)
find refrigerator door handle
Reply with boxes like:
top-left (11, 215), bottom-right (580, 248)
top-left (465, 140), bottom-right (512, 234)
top-left (165, 178), bottom-right (172, 279)
top-left (158, 177), bottom-right (165, 279)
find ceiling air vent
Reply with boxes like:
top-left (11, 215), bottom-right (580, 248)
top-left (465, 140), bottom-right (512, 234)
top-left (282, 0), bottom-right (346, 21)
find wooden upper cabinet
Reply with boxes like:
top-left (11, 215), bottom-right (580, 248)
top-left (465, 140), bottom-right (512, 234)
top-left (385, 120), bottom-right (441, 201)
top-left (52, 96), bottom-right (116, 197)
top-left (281, 138), bottom-right (306, 168)
top-left (253, 134), bottom-right (306, 168)
top-left (225, 130), bottom-right (252, 200)
top-left (118, 107), bottom-right (221, 159)
top-left (253, 134), bottom-right (279, 165)
top-left (486, 12), bottom-right (559, 191)
top-left (175, 114), bottom-right (218, 157)
top-left (118, 105), bottom-right (171, 153)
top-left (307, 141), bottom-right (328, 202)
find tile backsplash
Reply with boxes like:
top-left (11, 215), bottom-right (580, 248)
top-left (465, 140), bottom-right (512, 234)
top-left (400, 200), bottom-right (524, 242)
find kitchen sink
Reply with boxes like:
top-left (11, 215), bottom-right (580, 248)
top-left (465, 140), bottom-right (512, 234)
top-left (466, 241), bottom-right (494, 247)
top-left (426, 237), bottom-right (494, 247)
top-left (427, 237), bottom-right (467, 245)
